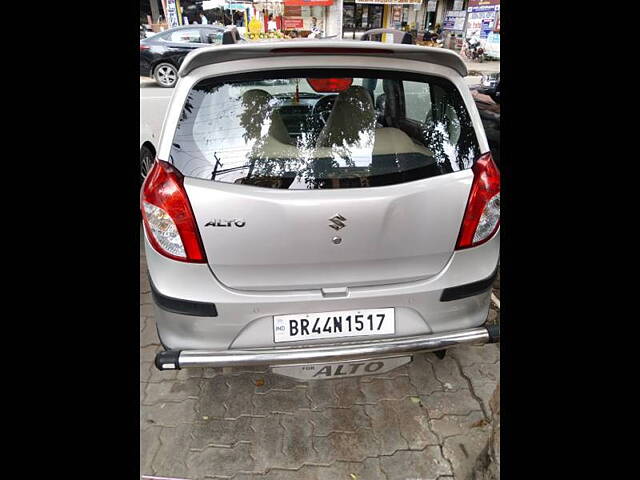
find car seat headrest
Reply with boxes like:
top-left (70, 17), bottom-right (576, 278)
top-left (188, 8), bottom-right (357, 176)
top-left (316, 85), bottom-right (377, 149)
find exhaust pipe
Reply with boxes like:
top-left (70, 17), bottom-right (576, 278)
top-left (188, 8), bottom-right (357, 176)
top-left (486, 324), bottom-right (500, 343)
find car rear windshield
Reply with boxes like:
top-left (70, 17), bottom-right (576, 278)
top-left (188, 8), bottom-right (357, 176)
top-left (169, 70), bottom-right (480, 189)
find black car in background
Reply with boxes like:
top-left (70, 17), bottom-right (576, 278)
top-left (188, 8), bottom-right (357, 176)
top-left (140, 25), bottom-right (241, 87)
top-left (470, 74), bottom-right (500, 167)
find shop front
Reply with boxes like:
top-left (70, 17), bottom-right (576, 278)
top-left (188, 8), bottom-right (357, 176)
top-left (179, 0), bottom-right (251, 26)
top-left (342, 2), bottom-right (384, 39)
top-left (343, 0), bottom-right (420, 40)
top-left (281, 0), bottom-right (334, 36)
top-left (439, 0), bottom-right (468, 51)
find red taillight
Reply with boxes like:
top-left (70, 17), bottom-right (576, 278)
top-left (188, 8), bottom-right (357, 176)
top-left (140, 44), bottom-right (150, 51)
top-left (141, 160), bottom-right (207, 263)
top-left (456, 153), bottom-right (500, 249)
top-left (307, 78), bottom-right (354, 92)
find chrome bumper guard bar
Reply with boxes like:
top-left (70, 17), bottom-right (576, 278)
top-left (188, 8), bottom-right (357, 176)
top-left (155, 325), bottom-right (499, 370)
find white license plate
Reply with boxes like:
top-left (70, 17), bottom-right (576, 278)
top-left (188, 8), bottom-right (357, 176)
top-left (272, 357), bottom-right (412, 381)
top-left (273, 308), bottom-right (395, 343)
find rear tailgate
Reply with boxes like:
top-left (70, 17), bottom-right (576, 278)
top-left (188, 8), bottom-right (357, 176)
top-left (161, 53), bottom-right (485, 292)
top-left (185, 171), bottom-right (471, 291)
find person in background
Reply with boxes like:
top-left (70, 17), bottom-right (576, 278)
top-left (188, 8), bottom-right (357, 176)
top-left (310, 16), bottom-right (321, 36)
top-left (267, 14), bottom-right (277, 32)
top-left (433, 23), bottom-right (443, 41)
top-left (200, 12), bottom-right (208, 24)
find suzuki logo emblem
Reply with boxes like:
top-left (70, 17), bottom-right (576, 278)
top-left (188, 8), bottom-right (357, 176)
top-left (329, 214), bottom-right (347, 231)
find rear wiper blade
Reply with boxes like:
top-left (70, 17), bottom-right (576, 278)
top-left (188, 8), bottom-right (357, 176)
top-left (210, 152), bottom-right (223, 180)
top-left (274, 92), bottom-right (322, 99)
top-left (211, 165), bottom-right (249, 176)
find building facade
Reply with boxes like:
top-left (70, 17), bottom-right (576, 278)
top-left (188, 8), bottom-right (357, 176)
top-left (142, 0), bottom-right (499, 54)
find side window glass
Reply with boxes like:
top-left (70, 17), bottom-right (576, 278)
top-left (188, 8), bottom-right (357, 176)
top-left (403, 81), bottom-right (431, 123)
top-left (205, 30), bottom-right (223, 45)
top-left (169, 29), bottom-right (203, 43)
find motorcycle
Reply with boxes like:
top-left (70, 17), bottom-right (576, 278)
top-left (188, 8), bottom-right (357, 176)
top-left (140, 24), bottom-right (154, 39)
top-left (463, 36), bottom-right (485, 62)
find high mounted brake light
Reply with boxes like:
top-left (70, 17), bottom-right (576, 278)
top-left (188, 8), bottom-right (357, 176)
top-left (141, 160), bottom-right (207, 263)
top-left (307, 78), bottom-right (353, 93)
top-left (456, 153), bottom-right (500, 249)
top-left (270, 47), bottom-right (394, 55)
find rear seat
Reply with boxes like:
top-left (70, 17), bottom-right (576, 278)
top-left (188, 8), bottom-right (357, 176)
top-left (240, 87), bottom-right (436, 186)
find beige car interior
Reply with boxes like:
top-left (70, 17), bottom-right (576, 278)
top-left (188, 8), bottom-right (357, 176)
top-left (240, 89), bottom-right (294, 146)
top-left (242, 86), bottom-right (435, 164)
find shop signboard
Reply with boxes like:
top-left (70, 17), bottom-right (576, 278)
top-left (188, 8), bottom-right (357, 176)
top-left (481, 18), bottom-right (494, 38)
top-left (484, 31), bottom-right (500, 58)
top-left (442, 10), bottom-right (466, 31)
top-left (427, 0), bottom-right (437, 12)
top-left (284, 5), bottom-right (302, 15)
top-left (202, 0), bottom-right (225, 9)
top-left (355, 0), bottom-right (421, 4)
top-left (468, 0), bottom-right (500, 6)
top-left (466, 5), bottom-right (498, 39)
top-left (166, 0), bottom-right (180, 28)
top-left (468, 4), bottom-right (500, 12)
top-left (283, 0), bottom-right (333, 6)
top-left (283, 18), bottom-right (304, 29)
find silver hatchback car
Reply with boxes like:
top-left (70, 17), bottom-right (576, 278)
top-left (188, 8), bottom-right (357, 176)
top-left (141, 41), bottom-right (500, 380)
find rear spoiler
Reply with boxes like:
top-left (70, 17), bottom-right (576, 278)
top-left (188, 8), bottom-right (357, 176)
top-left (178, 40), bottom-right (468, 78)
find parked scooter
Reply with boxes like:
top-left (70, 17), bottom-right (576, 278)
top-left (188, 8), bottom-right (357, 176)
top-left (463, 36), bottom-right (485, 62)
top-left (140, 24), bottom-right (155, 39)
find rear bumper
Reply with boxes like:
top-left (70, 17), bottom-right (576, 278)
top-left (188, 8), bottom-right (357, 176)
top-left (155, 324), bottom-right (499, 370)
top-left (145, 228), bottom-right (500, 351)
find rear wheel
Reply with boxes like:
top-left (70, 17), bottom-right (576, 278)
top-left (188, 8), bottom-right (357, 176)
top-left (153, 62), bottom-right (178, 88)
top-left (140, 144), bottom-right (155, 188)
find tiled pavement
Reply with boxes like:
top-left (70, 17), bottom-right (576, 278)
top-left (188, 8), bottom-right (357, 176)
top-left (140, 239), bottom-right (500, 480)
